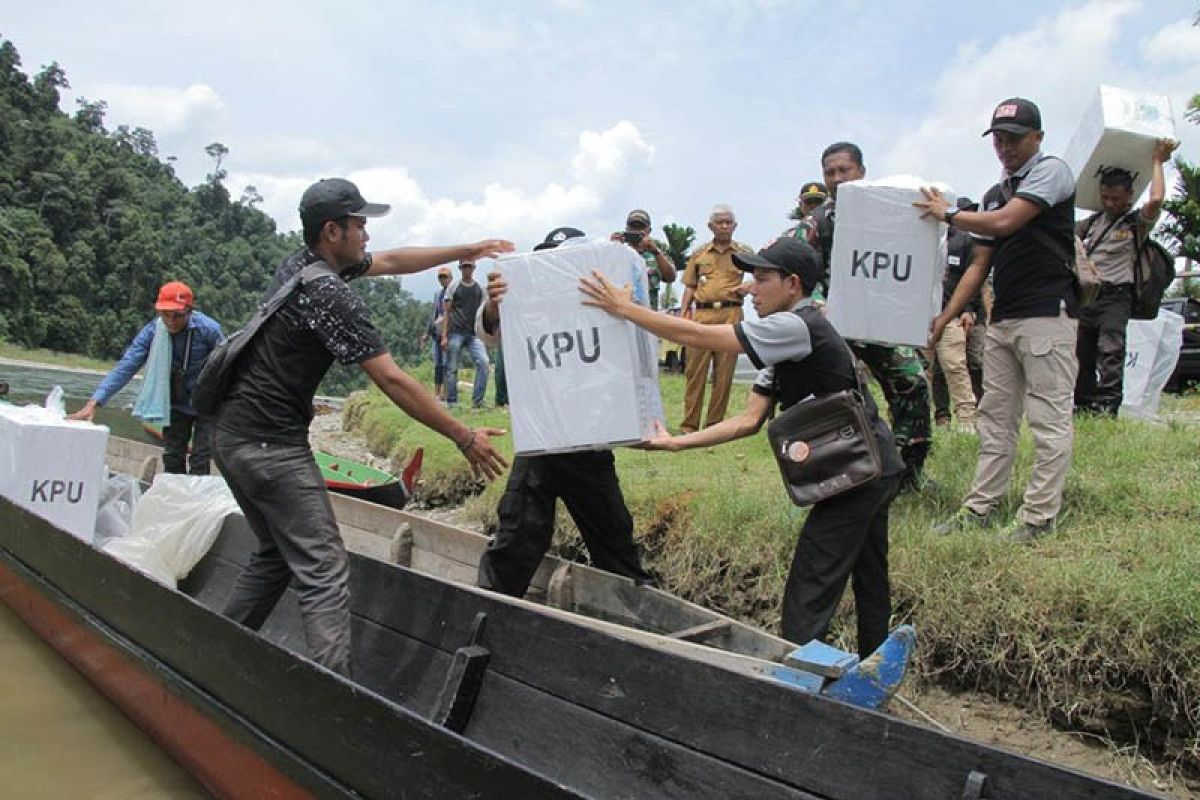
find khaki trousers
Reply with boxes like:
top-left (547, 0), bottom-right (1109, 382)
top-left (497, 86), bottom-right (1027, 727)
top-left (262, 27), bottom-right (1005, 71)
top-left (682, 306), bottom-right (743, 432)
top-left (934, 320), bottom-right (977, 426)
top-left (964, 314), bottom-right (1078, 526)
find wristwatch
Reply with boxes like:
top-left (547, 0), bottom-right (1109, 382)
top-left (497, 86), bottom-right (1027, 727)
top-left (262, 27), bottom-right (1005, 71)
top-left (943, 206), bottom-right (960, 226)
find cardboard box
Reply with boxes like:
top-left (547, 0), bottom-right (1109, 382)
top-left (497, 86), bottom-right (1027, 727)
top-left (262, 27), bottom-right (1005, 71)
top-left (497, 240), bottom-right (664, 455)
top-left (1064, 85), bottom-right (1176, 213)
top-left (825, 177), bottom-right (951, 347)
top-left (0, 403), bottom-right (109, 542)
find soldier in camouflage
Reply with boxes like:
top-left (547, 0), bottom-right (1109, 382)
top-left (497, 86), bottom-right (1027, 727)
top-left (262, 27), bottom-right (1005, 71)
top-left (790, 142), bottom-right (933, 489)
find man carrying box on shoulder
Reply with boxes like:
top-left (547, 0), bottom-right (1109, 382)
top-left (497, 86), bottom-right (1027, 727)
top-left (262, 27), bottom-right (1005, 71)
top-left (1073, 138), bottom-right (1177, 416)
top-left (916, 98), bottom-right (1078, 544)
top-left (474, 227), bottom-right (656, 597)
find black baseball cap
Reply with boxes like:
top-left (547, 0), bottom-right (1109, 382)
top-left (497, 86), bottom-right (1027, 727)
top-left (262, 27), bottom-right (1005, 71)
top-left (626, 209), bottom-right (651, 227)
top-left (733, 238), bottom-right (822, 293)
top-left (533, 226), bottom-right (586, 251)
top-left (982, 98), bottom-right (1042, 137)
top-left (299, 178), bottom-right (391, 228)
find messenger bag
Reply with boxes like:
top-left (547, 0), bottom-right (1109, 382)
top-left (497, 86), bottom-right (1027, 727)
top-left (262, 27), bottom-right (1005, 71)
top-left (766, 336), bottom-right (882, 506)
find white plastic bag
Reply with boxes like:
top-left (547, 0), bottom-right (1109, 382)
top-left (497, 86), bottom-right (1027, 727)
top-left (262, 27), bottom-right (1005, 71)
top-left (93, 473), bottom-right (143, 548)
top-left (1121, 309), bottom-right (1184, 421)
top-left (102, 474), bottom-right (239, 587)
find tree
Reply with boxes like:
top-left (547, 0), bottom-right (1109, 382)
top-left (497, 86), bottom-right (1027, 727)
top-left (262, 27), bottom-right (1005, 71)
top-left (660, 223), bottom-right (696, 309)
top-left (204, 141), bottom-right (229, 181)
top-left (239, 184), bottom-right (263, 207)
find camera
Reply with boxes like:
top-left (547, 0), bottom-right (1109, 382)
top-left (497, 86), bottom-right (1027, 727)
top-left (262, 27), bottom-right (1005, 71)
top-left (622, 231), bottom-right (644, 246)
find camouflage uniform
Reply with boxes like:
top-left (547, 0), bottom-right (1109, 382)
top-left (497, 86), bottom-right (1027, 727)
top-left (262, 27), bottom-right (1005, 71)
top-left (795, 201), bottom-right (932, 481)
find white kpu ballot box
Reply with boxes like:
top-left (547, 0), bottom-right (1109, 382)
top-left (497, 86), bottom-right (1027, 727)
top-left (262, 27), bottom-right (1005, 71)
top-left (0, 402), bottom-right (109, 542)
top-left (825, 176), bottom-right (952, 347)
top-left (1064, 85), bottom-right (1176, 213)
top-left (497, 239), bottom-right (664, 455)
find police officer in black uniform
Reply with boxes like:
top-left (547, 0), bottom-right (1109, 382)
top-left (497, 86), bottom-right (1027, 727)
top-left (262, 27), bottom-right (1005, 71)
top-left (580, 237), bottom-right (905, 657)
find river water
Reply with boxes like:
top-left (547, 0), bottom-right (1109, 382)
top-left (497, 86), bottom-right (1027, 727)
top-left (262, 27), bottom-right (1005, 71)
top-left (1, 362), bottom-right (205, 796)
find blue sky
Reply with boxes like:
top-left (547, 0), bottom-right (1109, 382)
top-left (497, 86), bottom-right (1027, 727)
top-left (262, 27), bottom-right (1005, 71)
top-left (5, 0), bottom-right (1198, 302)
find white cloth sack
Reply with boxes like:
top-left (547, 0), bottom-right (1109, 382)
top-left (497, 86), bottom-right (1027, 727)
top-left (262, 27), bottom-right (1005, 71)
top-left (497, 239), bottom-right (664, 454)
top-left (102, 473), bottom-right (239, 587)
top-left (825, 176), bottom-right (952, 347)
top-left (1120, 309), bottom-right (1184, 420)
top-left (1063, 85), bottom-right (1176, 213)
top-left (0, 392), bottom-right (109, 542)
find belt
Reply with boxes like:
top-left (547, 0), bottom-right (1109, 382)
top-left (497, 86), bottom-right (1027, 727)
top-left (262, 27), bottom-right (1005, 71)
top-left (694, 300), bottom-right (739, 310)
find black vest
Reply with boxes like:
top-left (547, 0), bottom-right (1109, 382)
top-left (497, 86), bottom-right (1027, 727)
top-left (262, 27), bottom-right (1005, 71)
top-left (984, 155), bottom-right (1078, 321)
top-left (771, 306), bottom-right (906, 475)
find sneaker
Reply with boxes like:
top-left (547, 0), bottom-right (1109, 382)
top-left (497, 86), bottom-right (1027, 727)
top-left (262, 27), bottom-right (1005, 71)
top-left (1001, 518), bottom-right (1055, 544)
top-left (932, 507), bottom-right (995, 536)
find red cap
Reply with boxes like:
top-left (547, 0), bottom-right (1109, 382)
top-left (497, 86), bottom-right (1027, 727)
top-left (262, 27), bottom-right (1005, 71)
top-left (155, 281), bottom-right (194, 311)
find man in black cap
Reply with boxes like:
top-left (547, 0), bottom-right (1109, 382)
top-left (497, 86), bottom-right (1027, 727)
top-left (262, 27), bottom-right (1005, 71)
top-left (214, 177), bottom-right (513, 675)
top-left (473, 227), bottom-right (656, 597)
top-left (612, 209), bottom-right (675, 310)
top-left (580, 237), bottom-right (905, 658)
top-left (917, 98), bottom-right (1079, 543)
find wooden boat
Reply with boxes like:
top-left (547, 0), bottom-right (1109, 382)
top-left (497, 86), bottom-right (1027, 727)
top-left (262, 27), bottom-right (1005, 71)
top-left (0, 492), bottom-right (1157, 798)
top-left (141, 421), bottom-right (419, 509)
top-left (109, 435), bottom-right (796, 663)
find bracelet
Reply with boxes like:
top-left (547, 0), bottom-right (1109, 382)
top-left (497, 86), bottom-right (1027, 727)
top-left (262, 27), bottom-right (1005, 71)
top-left (457, 428), bottom-right (477, 453)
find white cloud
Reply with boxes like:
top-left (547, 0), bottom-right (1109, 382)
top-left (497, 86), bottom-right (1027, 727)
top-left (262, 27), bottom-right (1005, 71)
top-left (879, 0), bottom-right (1140, 196)
top-left (92, 82), bottom-right (224, 135)
top-left (230, 120), bottom-right (656, 252)
top-left (1140, 17), bottom-right (1200, 64)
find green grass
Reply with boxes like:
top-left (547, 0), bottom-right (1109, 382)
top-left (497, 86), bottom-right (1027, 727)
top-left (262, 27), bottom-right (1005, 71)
top-left (0, 342), bottom-right (116, 372)
top-left (337, 370), bottom-right (1200, 769)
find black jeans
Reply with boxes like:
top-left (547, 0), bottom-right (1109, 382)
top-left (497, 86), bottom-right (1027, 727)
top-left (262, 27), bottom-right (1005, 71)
top-left (1074, 284), bottom-right (1132, 415)
top-left (215, 431), bottom-right (352, 676)
top-left (161, 407), bottom-right (214, 475)
top-left (478, 451), bottom-right (653, 596)
top-left (781, 472), bottom-right (902, 658)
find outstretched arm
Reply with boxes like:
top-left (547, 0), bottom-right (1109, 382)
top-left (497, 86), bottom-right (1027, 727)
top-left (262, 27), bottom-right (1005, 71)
top-left (366, 240), bottom-right (515, 277)
top-left (642, 389), bottom-right (771, 451)
top-left (579, 272), bottom-right (743, 354)
top-left (360, 353), bottom-right (508, 481)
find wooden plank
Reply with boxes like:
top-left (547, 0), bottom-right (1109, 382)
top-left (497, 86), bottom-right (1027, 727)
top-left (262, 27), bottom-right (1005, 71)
top-left (410, 549), bottom-right (479, 587)
top-left (669, 620), bottom-right (732, 644)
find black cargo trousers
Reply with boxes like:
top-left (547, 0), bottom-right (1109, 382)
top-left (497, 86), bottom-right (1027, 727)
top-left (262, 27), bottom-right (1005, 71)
top-left (477, 450), bottom-right (654, 597)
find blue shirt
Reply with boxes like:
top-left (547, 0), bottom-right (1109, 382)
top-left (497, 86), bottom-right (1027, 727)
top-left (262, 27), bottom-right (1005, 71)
top-left (92, 310), bottom-right (224, 415)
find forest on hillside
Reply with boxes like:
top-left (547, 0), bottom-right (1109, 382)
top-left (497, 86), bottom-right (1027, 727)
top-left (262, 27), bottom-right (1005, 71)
top-left (0, 37), bottom-right (431, 395)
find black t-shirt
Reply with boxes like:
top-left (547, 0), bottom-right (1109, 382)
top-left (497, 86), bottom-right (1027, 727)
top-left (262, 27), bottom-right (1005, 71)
top-left (977, 154), bottom-right (1078, 322)
top-left (446, 280), bottom-right (484, 336)
top-left (217, 248), bottom-right (387, 445)
top-left (943, 228), bottom-right (983, 317)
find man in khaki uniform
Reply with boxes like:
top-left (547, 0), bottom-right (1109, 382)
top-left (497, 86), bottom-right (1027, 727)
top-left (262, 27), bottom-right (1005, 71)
top-left (679, 204), bottom-right (752, 433)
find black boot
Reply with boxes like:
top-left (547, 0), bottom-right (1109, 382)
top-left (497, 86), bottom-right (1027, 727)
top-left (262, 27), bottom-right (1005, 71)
top-left (899, 441), bottom-right (931, 493)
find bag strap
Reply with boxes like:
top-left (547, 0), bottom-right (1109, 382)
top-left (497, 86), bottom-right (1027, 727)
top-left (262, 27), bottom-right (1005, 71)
top-left (257, 261), bottom-right (336, 319)
top-left (1082, 213), bottom-right (1124, 256)
top-left (180, 327), bottom-right (194, 373)
top-left (996, 158), bottom-right (1076, 271)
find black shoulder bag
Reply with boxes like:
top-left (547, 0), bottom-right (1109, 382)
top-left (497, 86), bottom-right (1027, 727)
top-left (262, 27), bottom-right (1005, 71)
top-left (765, 325), bottom-right (882, 507)
top-left (192, 263), bottom-right (333, 415)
